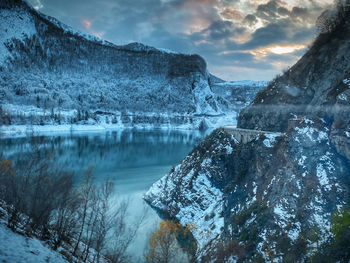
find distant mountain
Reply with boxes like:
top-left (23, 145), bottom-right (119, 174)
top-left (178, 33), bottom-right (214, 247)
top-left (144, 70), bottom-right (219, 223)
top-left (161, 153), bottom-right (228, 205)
top-left (0, 0), bottom-right (233, 130)
top-left (209, 79), bottom-right (267, 125)
top-left (211, 79), bottom-right (267, 125)
top-left (145, 5), bottom-right (350, 262)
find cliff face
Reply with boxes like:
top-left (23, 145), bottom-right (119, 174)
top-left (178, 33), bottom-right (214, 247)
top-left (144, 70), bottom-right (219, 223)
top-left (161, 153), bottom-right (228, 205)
top-left (0, 0), bottom-right (226, 128)
top-left (145, 121), bottom-right (350, 261)
top-left (238, 13), bottom-right (350, 133)
top-left (145, 7), bottom-right (350, 262)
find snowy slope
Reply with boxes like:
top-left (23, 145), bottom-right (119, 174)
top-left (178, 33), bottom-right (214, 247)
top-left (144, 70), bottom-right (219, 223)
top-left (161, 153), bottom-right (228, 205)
top-left (0, 223), bottom-right (68, 263)
top-left (0, 0), bottom-right (231, 130)
top-left (145, 8), bottom-right (350, 262)
top-left (0, 5), bottom-right (36, 63)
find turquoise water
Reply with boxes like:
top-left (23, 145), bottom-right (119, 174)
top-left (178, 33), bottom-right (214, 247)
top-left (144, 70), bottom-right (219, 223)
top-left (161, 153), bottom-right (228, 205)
top-left (0, 129), bottom-right (208, 261)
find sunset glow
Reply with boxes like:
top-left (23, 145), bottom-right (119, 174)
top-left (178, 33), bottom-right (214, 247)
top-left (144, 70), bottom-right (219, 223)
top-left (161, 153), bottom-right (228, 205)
top-left (268, 44), bottom-right (307, 55)
top-left (82, 20), bottom-right (91, 29)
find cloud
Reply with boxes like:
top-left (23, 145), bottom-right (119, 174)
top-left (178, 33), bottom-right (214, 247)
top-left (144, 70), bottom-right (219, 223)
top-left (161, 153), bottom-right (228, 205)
top-left (220, 8), bottom-right (245, 20)
top-left (82, 20), bottom-right (92, 29)
top-left (197, 20), bottom-right (246, 40)
top-left (27, 0), bottom-right (333, 80)
top-left (243, 14), bottom-right (258, 26)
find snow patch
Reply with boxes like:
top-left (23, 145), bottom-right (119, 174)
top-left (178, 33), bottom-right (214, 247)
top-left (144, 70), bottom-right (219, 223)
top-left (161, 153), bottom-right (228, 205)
top-left (316, 163), bottom-right (331, 191)
top-left (225, 145), bottom-right (233, 154)
top-left (295, 126), bottom-right (328, 142)
top-left (343, 78), bottom-right (350, 87)
top-left (338, 93), bottom-right (347, 101)
top-left (0, 223), bottom-right (68, 263)
top-left (263, 133), bottom-right (279, 148)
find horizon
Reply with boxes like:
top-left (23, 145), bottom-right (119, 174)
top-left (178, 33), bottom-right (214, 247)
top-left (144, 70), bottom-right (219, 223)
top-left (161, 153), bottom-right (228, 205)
top-left (27, 0), bottom-right (333, 81)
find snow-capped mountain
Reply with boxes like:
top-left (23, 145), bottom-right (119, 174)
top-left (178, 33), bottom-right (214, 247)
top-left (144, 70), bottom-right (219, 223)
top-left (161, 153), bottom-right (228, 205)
top-left (144, 6), bottom-right (350, 262)
top-left (0, 0), bottom-right (234, 130)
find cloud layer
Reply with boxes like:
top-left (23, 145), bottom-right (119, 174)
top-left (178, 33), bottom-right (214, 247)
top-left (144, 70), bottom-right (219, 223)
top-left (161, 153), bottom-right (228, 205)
top-left (29, 0), bottom-right (333, 80)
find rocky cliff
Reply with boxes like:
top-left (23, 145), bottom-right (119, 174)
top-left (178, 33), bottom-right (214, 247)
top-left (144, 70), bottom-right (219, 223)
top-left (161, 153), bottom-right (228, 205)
top-left (145, 5), bottom-right (350, 262)
top-left (0, 0), bottom-right (227, 129)
top-left (238, 9), bottom-right (350, 133)
top-left (145, 120), bottom-right (350, 261)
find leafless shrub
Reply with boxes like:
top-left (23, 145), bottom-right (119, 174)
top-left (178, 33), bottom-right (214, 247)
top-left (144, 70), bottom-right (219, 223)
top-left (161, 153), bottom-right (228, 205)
top-left (0, 150), bottom-right (142, 262)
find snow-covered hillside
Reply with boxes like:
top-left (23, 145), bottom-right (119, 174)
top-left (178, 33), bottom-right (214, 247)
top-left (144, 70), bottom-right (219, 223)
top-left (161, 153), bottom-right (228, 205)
top-left (0, 223), bottom-right (68, 263)
top-left (0, 0), bottom-right (233, 130)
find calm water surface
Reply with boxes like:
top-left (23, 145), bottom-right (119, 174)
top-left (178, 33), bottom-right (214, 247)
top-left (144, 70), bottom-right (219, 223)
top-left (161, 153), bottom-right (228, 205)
top-left (0, 129), bottom-right (209, 261)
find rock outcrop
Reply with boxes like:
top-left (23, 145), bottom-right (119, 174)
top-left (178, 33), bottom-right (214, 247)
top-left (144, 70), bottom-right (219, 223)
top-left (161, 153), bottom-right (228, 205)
top-left (238, 11), bottom-right (350, 133)
top-left (145, 120), bottom-right (350, 261)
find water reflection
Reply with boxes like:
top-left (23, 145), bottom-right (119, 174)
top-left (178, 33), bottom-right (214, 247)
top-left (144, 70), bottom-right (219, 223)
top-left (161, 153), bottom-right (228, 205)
top-left (0, 129), bottom-right (209, 261)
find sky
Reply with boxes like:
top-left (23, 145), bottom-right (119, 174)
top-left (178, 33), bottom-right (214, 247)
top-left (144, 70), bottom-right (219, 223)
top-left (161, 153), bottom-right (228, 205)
top-left (28, 0), bottom-right (334, 81)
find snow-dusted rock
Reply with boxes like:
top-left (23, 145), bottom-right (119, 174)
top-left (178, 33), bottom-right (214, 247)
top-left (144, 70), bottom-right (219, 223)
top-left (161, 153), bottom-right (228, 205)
top-left (144, 119), bottom-right (350, 262)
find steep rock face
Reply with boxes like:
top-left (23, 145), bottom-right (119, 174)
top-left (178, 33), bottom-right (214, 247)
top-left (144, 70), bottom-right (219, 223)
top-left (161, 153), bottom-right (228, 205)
top-left (0, 0), bottom-right (225, 128)
top-left (145, 10), bottom-right (350, 261)
top-left (238, 14), bottom-right (350, 132)
top-left (145, 121), bottom-right (350, 261)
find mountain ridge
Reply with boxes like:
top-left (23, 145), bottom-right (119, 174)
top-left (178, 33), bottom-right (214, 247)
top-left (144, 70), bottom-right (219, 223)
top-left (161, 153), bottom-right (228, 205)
top-left (0, 0), bottom-right (238, 130)
top-left (238, 9), bottom-right (350, 132)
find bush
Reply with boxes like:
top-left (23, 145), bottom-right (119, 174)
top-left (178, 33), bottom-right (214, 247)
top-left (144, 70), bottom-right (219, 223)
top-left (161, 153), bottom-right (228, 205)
top-left (145, 220), bottom-right (191, 263)
top-left (310, 207), bottom-right (350, 262)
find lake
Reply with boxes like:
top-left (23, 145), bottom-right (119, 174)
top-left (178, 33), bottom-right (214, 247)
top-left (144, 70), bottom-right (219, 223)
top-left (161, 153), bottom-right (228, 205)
top-left (0, 128), bottom-right (209, 262)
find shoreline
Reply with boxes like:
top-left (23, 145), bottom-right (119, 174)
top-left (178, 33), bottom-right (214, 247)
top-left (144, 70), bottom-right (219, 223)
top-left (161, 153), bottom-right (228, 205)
top-left (0, 124), bottom-right (217, 138)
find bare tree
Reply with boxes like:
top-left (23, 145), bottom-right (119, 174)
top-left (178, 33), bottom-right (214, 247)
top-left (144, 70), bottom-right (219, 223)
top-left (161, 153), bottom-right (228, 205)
top-left (73, 167), bottom-right (96, 257)
top-left (52, 190), bottom-right (81, 250)
top-left (91, 181), bottom-right (114, 262)
top-left (0, 159), bottom-right (20, 229)
top-left (0, 152), bottom-right (143, 262)
top-left (105, 199), bottom-right (146, 263)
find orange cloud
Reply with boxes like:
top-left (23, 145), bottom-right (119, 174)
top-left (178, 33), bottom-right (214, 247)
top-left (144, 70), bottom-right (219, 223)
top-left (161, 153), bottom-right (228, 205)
top-left (247, 44), bottom-right (307, 60)
top-left (82, 20), bottom-right (92, 29)
top-left (221, 8), bottom-right (245, 21)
